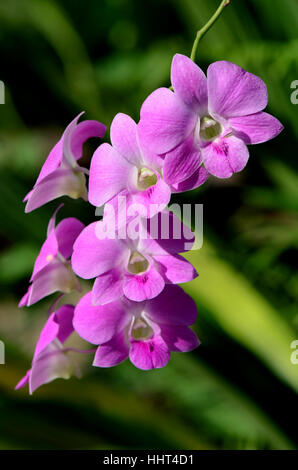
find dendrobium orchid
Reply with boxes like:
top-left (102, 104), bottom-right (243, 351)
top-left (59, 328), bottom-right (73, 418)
top-left (139, 54), bottom-right (283, 179)
top-left (88, 113), bottom-right (208, 221)
top-left (74, 285), bottom-right (199, 370)
top-left (24, 113), bottom-right (106, 212)
top-left (15, 305), bottom-right (80, 394)
top-left (16, 1), bottom-right (284, 392)
top-left (71, 212), bottom-right (197, 304)
top-left (19, 206), bottom-right (84, 306)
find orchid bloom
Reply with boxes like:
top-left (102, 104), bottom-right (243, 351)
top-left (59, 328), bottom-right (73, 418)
top-left (139, 54), bottom-right (283, 180)
top-left (74, 285), bottom-right (199, 370)
top-left (24, 113), bottom-right (106, 212)
top-left (19, 206), bottom-right (84, 307)
top-left (71, 211), bottom-right (197, 304)
top-left (15, 305), bottom-right (80, 394)
top-left (88, 113), bottom-right (208, 221)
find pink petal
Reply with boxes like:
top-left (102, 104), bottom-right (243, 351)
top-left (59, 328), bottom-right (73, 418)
top-left (33, 312), bottom-right (59, 360)
top-left (171, 54), bottom-right (208, 112)
top-left (93, 332), bottom-right (129, 367)
top-left (55, 217), bottom-right (85, 259)
top-left (139, 87), bottom-right (196, 154)
top-left (139, 211), bottom-right (195, 255)
top-left (18, 286), bottom-right (31, 308)
top-left (202, 135), bottom-right (249, 178)
top-left (71, 222), bottom-right (127, 279)
top-left (92, 268), bottom-right (123, 305)
top-left (35, 139), bottom-right (64, 186)
top-left (88, 143), bottom-right (135, 207)
top-left (70, 119), bottom-right (106, 160)
top-left (74, 292), bottom-right (130, 344)
top-left (123, 265), bottom-right (165, 302)
top-left (229, 112), bottom-right (283, 144)
top-left (171, 166), bottom-right (209, 192)
top-left (25, 167), bottom-right (87, 213)
top-left (55, 304), bottom-right (75, 344)
top-left (163, 134), bottom-right (202, 185)
top-left (129, 336), bottom-right (170, 370)
top-left (31, 229), bottom-right (58, 280)
top-left (110, 113), bottom-right (141, 166)
top-left (155, 253), bottom-right (197, 284)
top-left (146, 284), bottom-right (197, 326)
top-left (15, 370), bottom-right (30, 390)
top-left (207, 61), bottom-right (268, 118)
top-left (160, 325), bottom-right (199, 352)
top-left (131, 175), bottom-right (171, 218)
top-left (28, 261), bottom-right (79, 306)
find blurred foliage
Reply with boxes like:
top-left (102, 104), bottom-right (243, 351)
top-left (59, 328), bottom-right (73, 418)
top-left (0, 0), bottom-right (297, 450)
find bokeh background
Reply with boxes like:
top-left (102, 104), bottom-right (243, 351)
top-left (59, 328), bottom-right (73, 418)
top-left (0, 0), bottom-right (297, 450)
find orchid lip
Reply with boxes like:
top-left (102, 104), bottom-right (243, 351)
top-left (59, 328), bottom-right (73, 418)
top-left (127, 251), bottom-right (149, 274)
top-left (199, 115), bottom-right (223, 141)
top-left (137, 167), bottom-right (157, 191)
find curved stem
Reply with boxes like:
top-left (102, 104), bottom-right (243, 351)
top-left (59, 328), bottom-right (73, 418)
top-left (190, 0), bottom-right (230, 62)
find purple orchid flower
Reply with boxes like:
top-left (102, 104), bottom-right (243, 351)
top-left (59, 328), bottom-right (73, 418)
top-left (19, 206), bottom-right (84, 307)
top-left (71, 211), bottom-right (197, 304)
top-left (88, 113), bottom-right (208, 220)
top-left (73, 285), bottom-right (199, 370)
top-left (138, 54), bottom-right (283, 180)
top-left (24, 113), bottom-right (106, 213)
top-left (15, 305), bottom-right (80, 394)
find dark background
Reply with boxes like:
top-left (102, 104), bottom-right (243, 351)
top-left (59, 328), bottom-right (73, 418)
top-left (0, 0), bottom-right (297, 450)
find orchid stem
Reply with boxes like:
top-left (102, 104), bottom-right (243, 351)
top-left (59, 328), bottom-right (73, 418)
top-left (190, 0), bottom-right (230, 62)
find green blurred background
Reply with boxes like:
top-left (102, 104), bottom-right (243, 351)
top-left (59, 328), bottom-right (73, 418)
top-left (0, 0), bottom-right (297, 450)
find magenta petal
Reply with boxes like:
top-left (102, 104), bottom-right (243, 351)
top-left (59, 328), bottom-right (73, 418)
top-left (139, 87), bottom-right (196, 154)
top-left (25, 167), bottom-right (87, 213)
top-left (123, 265), bottom-right (165, 302)
top-left (31, 229), bottom-right (58, 280)
top-left (33, 312), bottom-right (60, 360)
top-left (92, 268), bottom-right (123, 305)
top-left (71, 119), bottom-right (106, 160)
top-left (160, 325), bottom-right (199, 352)
top-left (202, 136), bottom-right (249, 178)
top-left (110, 113), bottom-right (141, 166)
top-left (171, 166), bottom-right (209, 192)
top-left (55, 218), bottom-right (85, 259)
top-left (146, 284), bottom-right (197, 326)
top-left (229, 112), bottom-right (284, 144)
top-left (55, 304), bottom-right (75, 344)
top-left (163, 135), bottom-right (202, 185)
top-left (93, 332), bottom-right (129, 367)
top-left (35, 139), bottom-right (64, 186)
top-left (129, 336), bottom-right (170, 370)
top-left (132, 175), bottom-right (171, 218)
top-left (140, 212), bottom-right (195, 255)
top-left (72, 222), bottom-right (127, 279)
top-left (74, 292), bottom-right (130, 344)
top-left (88, 143), bottom-right (135, 207)
top-left (155, 254), bottom-right (197, 284)
top-left (171, 54), bottom-right (208, 112)
top-left (15, 370), bottom-right (30, 390)
top-left (28, 262), bottom-right (78, 305)
top-left (208, 61), bottom-right (268, 118)
top-left (19, 286), bottom-right (31, 308)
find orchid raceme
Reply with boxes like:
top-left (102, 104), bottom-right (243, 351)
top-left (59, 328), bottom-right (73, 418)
top-left (24, 113), bottom-right (106, 212)
top-left (71, 211), bottom-right (197, 304)
top-left (138, 54), bottom-right (283, 179)
top-left (17, 0), bottom-right (285, 392)
top-left (19, 206), bottom-right (84, 306)
top-left (74, 285), bottom-right (199, 370)
top-left (15, 305), bottom-right (80, 394)
top-left (89, 113), bottom-right (208, 222)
